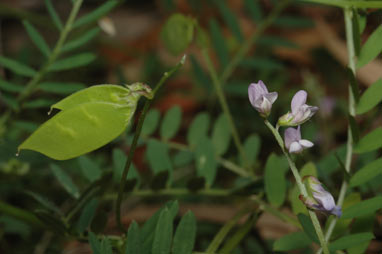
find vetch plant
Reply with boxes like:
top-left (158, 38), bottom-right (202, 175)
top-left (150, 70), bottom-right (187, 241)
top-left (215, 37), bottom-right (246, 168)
top-left (284, 126), bottom-right (314, 154)
top-left (248, 80), bottom-right (278, 117)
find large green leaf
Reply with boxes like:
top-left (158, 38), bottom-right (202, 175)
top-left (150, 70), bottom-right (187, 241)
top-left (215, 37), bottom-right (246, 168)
top-left (350, 158), bottom-right (382, 187)
top-left (22, 20), bottom-right (50, 58)
top-left (342, 196), bottom-right (382, 219)
top-left (161, 14), bottom-right (194, 55)
top-left (19, 102), bottom-right (136, 160)
top-left (152, 208), bottom-right (173, 254)
top-left (172, 211), bottom-right (196, 254)
top-left (329, 232), bottom-right (374, 251)
top-left (273, 231), bottom-right (311, 251)
top-left (354, 127), bottom-right (382, 153)
top-left (187, 112), bottom-right (210, 147)
top-left (357, 25), bottom-right (382, 68)
top-left (48, 53), bottom-right (96, 71)
top-left (242, 134), bottom-right (261, 166)
top-left (160, 105), bottom-right (182, 140)
top-left (51, 164), bottom-right (80, 198)
top-left (195, 137), bottom-right (217, 186)
top-left (73, 0), bottom-right (119, 28)
top-left (211, 114), bottom-right (231, 156)
top-left (0, 56), bottom-right (37, 77)
top-left (356, 79), bottom-right (382, 114)
top-left (126, 221), bottom-right (141, 254)
top-left (264, 153), bottom-right (288, 207)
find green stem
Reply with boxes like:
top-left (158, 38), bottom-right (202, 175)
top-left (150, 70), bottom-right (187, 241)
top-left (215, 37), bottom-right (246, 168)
top-left (202, 48), bottom-right (248, 168)
top-left (264, 120), bottom-right (329, 254)
top-left (318, 8), bottom-right (356, 252)
top-left (219, 0), bottom-right (291, 85)
top-left (17, 0), bottom-right (83, 101)
top-left (0, 200), bottom-right (44, 228)
top-left (115, 56), bottom-right (185, 232)
top-left (300, 0), bottom-right (382, 9)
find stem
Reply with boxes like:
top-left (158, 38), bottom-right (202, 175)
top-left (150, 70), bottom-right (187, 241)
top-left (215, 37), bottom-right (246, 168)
top-left (115, 56), bottom-right (185, 232)
top-left (264, 120), bottom-right (330, 254)
top-left (18, 0), bottom-right (83, 101)
top-left (202, 48), bottom-right (248, 168)
top-left (318, 8), bottom-right (356, 252)
top-left (219, 0), bottom-right (291, 85)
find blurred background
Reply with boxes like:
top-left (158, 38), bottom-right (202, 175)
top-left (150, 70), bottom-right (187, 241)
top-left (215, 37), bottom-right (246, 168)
top-left (0, 0), bottom-right (382, 253)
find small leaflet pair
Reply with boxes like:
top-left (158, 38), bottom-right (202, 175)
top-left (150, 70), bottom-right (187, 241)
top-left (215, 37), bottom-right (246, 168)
top-left (18, 83), bottom-right (153, 160)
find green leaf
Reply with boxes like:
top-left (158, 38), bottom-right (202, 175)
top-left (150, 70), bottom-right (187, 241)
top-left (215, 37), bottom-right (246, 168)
top-left (209, 19), bottom-right (229, 68)
top-left (22, 20), bottom-right (50, 58)
top-left (89, 232), bottom-right (101, 254)
top-left (356, 79), bottom-right (382, 114)
top-left (264, 153), bottom-right (288, 207)
top-left (1, 93), bottom-right (19, 111)
top-left (244, 0), bottom-right (262, 21)
top-left (195, 137), bottom-right (217, 186)
top-left (242, 134), bottom-right (261, 166)
top-left (25, 191), bottom-right (61, 215)
top-left (34, 209), bottom-right (67, 234)
top-left (329, 232), bottom-right (374, 251)
top-left (297, 213), bottom-right (319, 244)
top-left (160, 105), bottom-right (182, 140)
top-left (141, 109), bottom-right (160, 137)
top-left (211, 114), bottom-right (231, 156)
top-left (76, 198), bottom-right (98, 234)
top-left (112, 148), bottom-right (139, 182)
top-left (0, 56), bottom-right (37, 77)
top-left (172, 211), bottom-right (196, 254)
top-left (214, 0), bottom-right (243, 42)
top-left (73, 0), bottom-right (119, 28)
top-left (354, 127), bottom-right (382, 153)
top-left (357, 25), bottom-right (382, 68)
top-left (100, 237), bottom-right (112, 254)
top-left (274, 16), bottom-right (314, 28)
top-left (173, 150), bottom-right (193, 167)
top-left (0, 79), bottom-right (24, 93)
top-left (146, 139), bottom-right (172, 178)
top-left (19, 103), bottom-right (133, 160)
top-left (350, 158), bottom-right (382, 187)
top-left (50, 164), bottom-right (80, 198)
top-left (152, 208), bottom-right (173, 254)
top-left (23, 99), bottom-right (56, 109)
top-left (273, 231), bottom-right (311, 251)
top-left (48, 53), bottom-right (96, 71)
top-left (78, 155), bottom-right (102, 182)
top-left (45, 0), bottom-right (63, 30)
top-left (62, 27), bottom-right (100, 52)
top-left (161, 13), bottom-right (194, 55)
top-left (342, 196), bottom-right (382, 219)
top-left (187, 112), bottom-right (210, 147)
top-left (126, 221), bottom-right (141, 254)
top-left (39, 82), bottom-right (86, 95)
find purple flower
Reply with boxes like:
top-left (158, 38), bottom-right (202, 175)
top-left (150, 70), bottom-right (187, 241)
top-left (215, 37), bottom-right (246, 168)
top-left (278, 90), bottom-right (318, 126)
top-left (284, 126), bottom-right (313, 154)
top-left (248, 81), bottom-right (278, 117)
top-left (299, 176), bottom-right (342, 217)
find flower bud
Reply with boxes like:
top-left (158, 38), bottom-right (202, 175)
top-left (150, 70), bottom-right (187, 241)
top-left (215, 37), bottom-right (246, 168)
top-left (300, 176), bottom-right (342, 217)
top-left (248, 81), bottom-right (278, 117)
top-left (278, 90), bottom-right (318, 126)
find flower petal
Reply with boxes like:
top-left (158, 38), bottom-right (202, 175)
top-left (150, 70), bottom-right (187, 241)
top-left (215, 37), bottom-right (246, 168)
top-left (264, 92), bottom-right (278, 104)
top-left (313, 190), bottom-right (336, 211)
top-left (299, 139), bottom-right (314, 148)
top-left (260, 96), bottom-right (272, 115)
top-left (291, 90), bottom-right (307, 115)
top-left (289, 141), bottom-right (302, 153)
top-left (284, 127), bottom-right (299, 149)
top-left (257, 80), bottom-right (268, 94)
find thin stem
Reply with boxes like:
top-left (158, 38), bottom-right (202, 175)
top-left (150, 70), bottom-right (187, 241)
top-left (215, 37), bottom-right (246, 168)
top-left (115, 56), bottom-right (185, 232)
top-left (219, 0), bottom-right (291, 85)
top-left (318, 8), bottom-right (356, 252)
top-left (202, 48), bottom-right (248, 168)
top-left (18, 0), bottom-right (83, 101)
top-left (264, 120), bottom-right (330, 254)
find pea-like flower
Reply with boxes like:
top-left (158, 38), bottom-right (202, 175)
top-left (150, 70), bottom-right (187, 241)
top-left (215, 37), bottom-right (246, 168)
top-left (248, 81), bottom-right (278, 117)
top-left (284, 126), bottom-right (313, 154)
top-left (278, 90), bottom-right (318, 126)
top-left (299, 176), bottom-right (342, 217)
